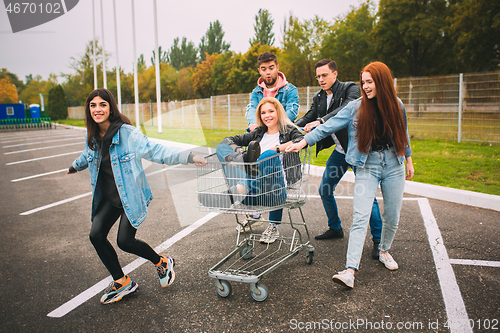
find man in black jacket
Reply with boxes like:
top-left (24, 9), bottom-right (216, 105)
top-left (295, 59), bottom-right (382, 259)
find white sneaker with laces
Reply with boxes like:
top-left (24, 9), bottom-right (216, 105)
top-left (332, 270), bottom-right (354, 288)
top-left (260, 224), bottom-right (279, 244)
top-left (379, 252), bottom-right (398, 270)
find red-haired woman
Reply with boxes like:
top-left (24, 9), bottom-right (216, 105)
top-left (287, 62), bottom-right (414, 288)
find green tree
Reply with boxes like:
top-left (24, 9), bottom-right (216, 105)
top-left (62, 40), bottom-right (106, 106)
top-left (249, 9), bottom-right (275, 46)
top-left (19, 74), bottom-right (57, 106)
top-left (449, 0), bottom-right (500, 72)
top-left (137, 54), bottom-right (146, 73)
top-left (150, 46), bottom-right (168, 67)
top-left (168, 37), bottom-right (198, 70)
top-left (47, 85), bottom-right (68, 120)
top-left (282, 15), bottom-right (330, 86)
top-left (321, 1), bottom-right (376, 81)
top-left (175, 67), bottom-right (197, 100)
top-left (25, 74), bottom-right (33, 85)
top-left (373, 0), bottom-right (454, 77)
top-left (198, 20), bottom-right (231, 61)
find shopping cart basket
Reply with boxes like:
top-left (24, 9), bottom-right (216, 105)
top-left (196, 146), bottom-right (314, 301)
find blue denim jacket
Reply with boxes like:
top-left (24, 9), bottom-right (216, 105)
top-left (305, 98), bottom-right (411, 167)
top-left (245, 83), bottom-right (300, 125)
top-left (72, 124), bottom-right (190, 228)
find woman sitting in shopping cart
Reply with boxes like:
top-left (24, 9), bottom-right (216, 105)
top-left (202, 97), bottom-right (304, 244)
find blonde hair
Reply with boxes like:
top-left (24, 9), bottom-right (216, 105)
top-left (255, 97), bottom-right (297, 133)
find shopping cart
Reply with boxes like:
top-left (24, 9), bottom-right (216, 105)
top-left (196, 147), bottom-right (314, 301)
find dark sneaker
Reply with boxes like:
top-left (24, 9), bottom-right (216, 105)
top-left (372, 241), bottom-right (380, 259)
top-left (156, 255), bottom-right (176, 287)
top-left (244, 141), bottom-right (260, 178)
top-left (314, 228), bottom-right (344, 240)
top-left (244, 141), bottom-right (261, 163)
top-left (100, 276), bottom-right (138, 304)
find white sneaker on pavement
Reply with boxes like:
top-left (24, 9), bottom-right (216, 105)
top-left (259, 223), bottom-right (279, 244)
top-left (332, 270), bottom-right (355, 288)
top-left (379, 252), bottom-right (399, 270)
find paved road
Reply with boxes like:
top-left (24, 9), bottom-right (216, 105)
top-left (1, 128), bottom-right (498, 333)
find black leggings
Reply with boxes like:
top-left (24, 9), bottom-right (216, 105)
top-left (89, 197), bottom-right (161, 280)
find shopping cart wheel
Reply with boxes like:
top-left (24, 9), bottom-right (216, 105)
top-left (215, 280), bottom-right (232, 298)
top-left (306, 250), bottom-right (314, 264)
top-left (250, 283), bottom-right (268, 302)
top-left (240, 244), bottom-right (253, 259)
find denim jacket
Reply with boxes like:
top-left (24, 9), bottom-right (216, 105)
top-left (245, 83), bottom-right (300, 125)
top-left (305, 98), bottom-right (411, 167)
top-left (72, 124), bottom-right (190, 228)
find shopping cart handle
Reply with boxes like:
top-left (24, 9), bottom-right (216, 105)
top-left (299, 127), bottom-right (315, 133)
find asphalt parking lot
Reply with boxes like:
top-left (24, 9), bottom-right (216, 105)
top-left (0, 127), bottom-right (498, 333)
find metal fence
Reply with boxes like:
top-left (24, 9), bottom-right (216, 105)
top-left (68, 71), bottom-right (500, 143)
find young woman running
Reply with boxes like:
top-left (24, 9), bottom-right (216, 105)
top-left (68, 88), bottom-right (206, 304)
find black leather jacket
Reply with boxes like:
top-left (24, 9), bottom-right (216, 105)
top-left (221, 125), bottom-right (303, 147)
top-left (295, 80), bottom-right (360, 156)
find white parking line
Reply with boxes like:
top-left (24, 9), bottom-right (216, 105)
top-left (11, 169), bottom-right (67, 182)
top-left (47, 211), bottom-right (219, 318)
top-left (19, 192), bottom-right (92, 215)
top-left (3, 137), bottom-right (82, 148)
top-left (418, 198), bottom-right (473, 333)
top-left (0, 133), bottom-right (79, 143)
top-left (4, 142), bottom-right (84, 154)
top-left (5, 151), bottom-right (81, 165)
top-left (450, 259), bottom-right (500, 267)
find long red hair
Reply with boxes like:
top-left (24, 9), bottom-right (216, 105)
top-left (357, 62), bottom-right (408, 156)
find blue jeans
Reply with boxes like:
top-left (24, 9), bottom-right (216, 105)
top-left (346, 148), bottom-right (406, 270)
top-left (216, 143), bottom-right (285, 223)
top-left (319, 150), bottom-right (382, 242)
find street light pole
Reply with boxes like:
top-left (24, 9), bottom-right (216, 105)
top-left (153, 0), bottom-right (162, 133)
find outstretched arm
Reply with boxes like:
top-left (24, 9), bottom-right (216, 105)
top-left (286, 139), bottom-right (308, 153)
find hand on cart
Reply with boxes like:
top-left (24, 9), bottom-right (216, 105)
top-left (286, 139), bottom-right (307, 153)
top-left (192, 155), bottom-right (207, 167)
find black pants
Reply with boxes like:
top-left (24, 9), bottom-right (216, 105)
top-left (89, 197), bottom-right (161, 281)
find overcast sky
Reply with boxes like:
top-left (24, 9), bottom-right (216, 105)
top-left (1, 0), bottom-right (370, 82)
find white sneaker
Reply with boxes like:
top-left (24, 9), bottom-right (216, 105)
top-left (332, 270), bottom-right (354, 288)
top-left (379, 252), bottom-right (399, 270)
top-left (260, 224), bottom-right (279, 244)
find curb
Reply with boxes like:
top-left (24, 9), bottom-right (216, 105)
top-left (308, 166), bottom-right (500, 213)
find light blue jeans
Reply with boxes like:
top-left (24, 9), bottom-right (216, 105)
top-left (216, 143), bottom-right (286, 222)
top-left (346, 148), bottom-right (406, 270)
